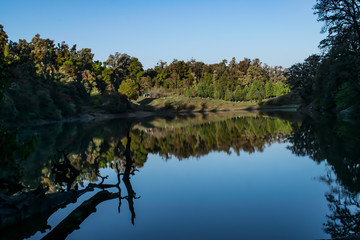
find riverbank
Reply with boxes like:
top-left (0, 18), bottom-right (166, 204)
top-left (3, 96), bottom-right (299, 128)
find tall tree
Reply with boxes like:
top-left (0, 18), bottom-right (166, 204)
top-left (0, 24), bottom-right (8, 100)
top-left (314, 0), bottom-right (360, 53)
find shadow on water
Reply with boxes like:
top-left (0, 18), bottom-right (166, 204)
top-left (1, 112), bottom-right (360, 239)
top-left (287, 116), bottom-right (360, 239)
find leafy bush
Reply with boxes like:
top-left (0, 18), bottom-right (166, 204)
top-left (118, 78), bottom-right (138, 100)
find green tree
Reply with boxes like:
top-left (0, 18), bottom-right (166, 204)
top-left (233, 86), bottom-right (248, 101)
top-left (196, 82), bottom-right (214, 98)
top-left (243, 59), bottom-right (268, 86)
top-left (265, 81), bottom-right (274, 98)
top-left (286, 55), bottom-right (321, 103)
top-left (105, 52), bottom-right (131, 90)
top-left (314, 0), bottom-right (360, 52)
top-left (129, 57), bottom-right (144, 82)
top-left (118, 78), bottom-right (138, 100)
top-left (0, 24), bottom-right (8, 100)
top-left (247, 80), bottom-right (265, 100)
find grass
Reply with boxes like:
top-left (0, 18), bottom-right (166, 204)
top-left (131, 95), bottom-right (300, 113)
top-left (131, 96), bottom-right (257, 113)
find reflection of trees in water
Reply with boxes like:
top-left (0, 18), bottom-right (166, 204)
top-left (0, 115), bottom-right (294, 238)
top-left (0, 131), bottom-right (139, 240)
top-left (131, 116), bottom-right (293, 162)
top-left (17, 116), bottom-right (293, 191)
top-left (288, 117), bottom-right (360, 238)
top-left (319, 171), bottom-right (360, 238)
top-left (288, 117), bottom-right (360, 192)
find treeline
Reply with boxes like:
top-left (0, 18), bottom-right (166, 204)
top-left (141, 57), bottom-right (290, 101)
top-left (286, 0), bottom-right (360, 118)
top-left (0, 25), bottom-right (130, 122)
top-left (0, 25), bottom-right (289, 122)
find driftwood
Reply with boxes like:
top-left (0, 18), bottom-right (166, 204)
top-left (42, 190), bottom-right (118, 240)
top-left (0, 185), bottom-right (93, 230)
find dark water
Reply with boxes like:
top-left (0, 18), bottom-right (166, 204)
top-left (1, 112), bottom-right (360, 240)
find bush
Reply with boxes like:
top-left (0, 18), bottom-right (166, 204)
top-left (184, 87), bottom-right (196, 97)
top-left (118, 78), bottom-right (138, 100)
top-left (103, 93), bottom-right (128, 113)
top-left (151, 87), bottom-right (167, 98)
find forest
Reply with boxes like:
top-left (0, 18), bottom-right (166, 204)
top-left (286, 0), bottom-right (360, 118)
top-left (0, 24), bottom-right (290, 122)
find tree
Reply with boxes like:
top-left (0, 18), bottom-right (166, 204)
top-left (247, 80), bottom-right (265, 100)
top-left (0, 24), bottom-right (8, 100)
top-left (265, 81), bottom-right (274, 98)
top-left (118, 78), bottom-right (138, 100)
top-left (286, 55), bottom-right (321, 103)
top-left (77, 48), bottom-right (94, 71)
top-left (105, 52), bottom-right (131, 90)
top-left (128, 57), bottom-right (143, 82)
top-left (314, 0), bottom-right (360, 52)
top-left (243, 60), bottom-right (268, 86)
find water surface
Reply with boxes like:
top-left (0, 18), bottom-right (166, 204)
top-left (1, 112), bottom-right (359, 240)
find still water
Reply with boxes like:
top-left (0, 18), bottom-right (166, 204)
top-left (1, 112), bottom-right (360, 240)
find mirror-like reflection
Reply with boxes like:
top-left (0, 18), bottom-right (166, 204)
top-left (288, 117), bottom-right (360, 238)
top-left (0, 112), bottom-right (359, 239)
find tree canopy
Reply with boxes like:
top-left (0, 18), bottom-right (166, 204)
top-left (286, 0), bottom-right (360, 117)
top-left (0, 25), bottom-right (290, 123)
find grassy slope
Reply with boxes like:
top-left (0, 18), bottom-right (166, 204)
top-left (131, 96), bottom-right (299, 113)
top-left (132, 96), bottom-right (254, 112)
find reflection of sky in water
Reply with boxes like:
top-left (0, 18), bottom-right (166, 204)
top-left (49, 142), bottom-right (330, 240)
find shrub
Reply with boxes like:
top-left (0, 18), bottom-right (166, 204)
top-left (103, 93), bottom-right (128, 113)
top-left (118, 78), bottom-right (138, 100)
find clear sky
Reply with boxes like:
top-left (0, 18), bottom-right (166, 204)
top-left (0, 0), bottom-right (323, 69)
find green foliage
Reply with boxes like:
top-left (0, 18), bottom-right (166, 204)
top-left (247, 80), bottom-right (265, 100)
top-left (0, 24), bottom-right (292, 123)
top-left (118, 78), bottom-right (138, 100)
top-left (335, 81), bottom-right (360, 109)
top-left (196, 82), bottom-right (214, 98)
top-left (184, 87), bottom-right (196, 97)
top-left (233, 86), bottom-right (248, 101)
top-left (284, 1), bottom-right (360, 116)
top-left (0, 24), bottom-right (9, 101)
top-left (0, 26), bottom-right (135, 123)
top-left (265, 81), bottom-right (274, 98)
top-left (129, 57), bottom-right (144, 82)
top-left (224, 89), bottom-right (233, 101)
top-left (286, 55), bottom-right (321, 103)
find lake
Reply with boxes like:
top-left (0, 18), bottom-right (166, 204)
top-left (1, 112), bottom-right (360, 240)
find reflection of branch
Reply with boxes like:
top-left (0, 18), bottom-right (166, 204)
top-left (42, 131), bottom-right (140, 239)
top-left (123, 131), bottom-right (139, 225)
top-left (320, 172), bottom-right (360, 239)
top-left (53, 150), bottom-right (80, 191)
top-left (42, 190), bottom-right (118, 240)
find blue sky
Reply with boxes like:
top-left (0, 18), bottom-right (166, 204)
top-left (0, 0), bottom-right (323, 69)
